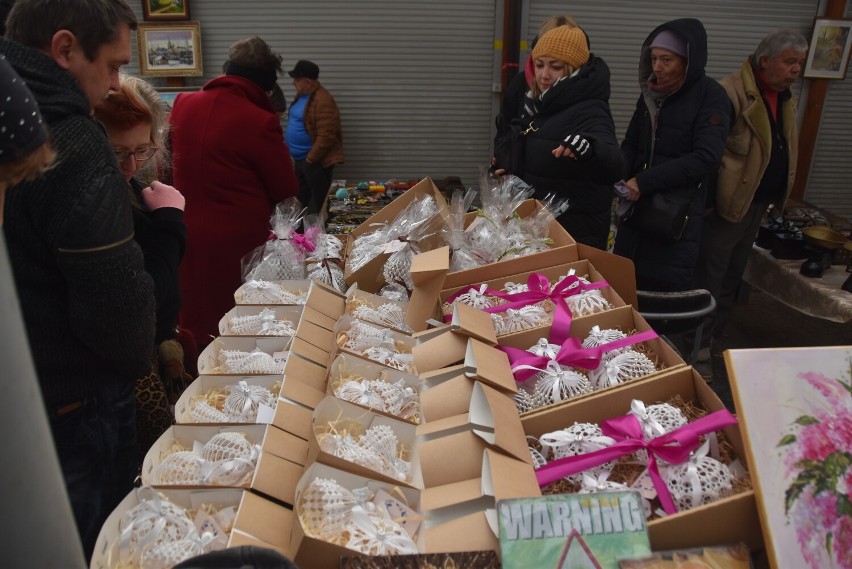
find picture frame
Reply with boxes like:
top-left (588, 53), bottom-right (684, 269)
top-left (803, 18), bottom-right (852, 79)
top-left (137, 22), bottom-right (203, 78)
top-left (142, 0), bottom-right (190, 21)
top-left (727, 346), bottom-right (852, 569)
top-left (157, 86), bottom-right (200, 115)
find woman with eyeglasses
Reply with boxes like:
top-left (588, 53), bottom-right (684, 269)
top-left (94, 73), bottom-right (188, 466)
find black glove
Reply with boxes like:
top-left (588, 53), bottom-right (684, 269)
top-left (562, 133), bottom-right (593, 160)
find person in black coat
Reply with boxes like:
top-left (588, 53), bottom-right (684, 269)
top-left (613, 18), bottom-right (730, 291)
top-left (499, 25), bottom-right (623, 250)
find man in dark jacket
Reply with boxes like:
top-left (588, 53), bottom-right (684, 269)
top-left (613, 19), bottom-right (731, 292)
top-left (2, 0), bottom-right (155, 560)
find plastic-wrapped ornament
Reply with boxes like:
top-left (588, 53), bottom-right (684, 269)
top-left (378, 282), bottom-right (409, 303)
top-left (307, 259), bottom-right (346, 292)
top-left (663, 441), bottom-right (733, 511)
top-left (588, 349), bottom-right (656, 390)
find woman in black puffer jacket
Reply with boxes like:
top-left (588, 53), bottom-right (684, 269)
top-left (498, 25), bottom-right (623, 250)
top-left (613, 18), bottom-right (730, 291)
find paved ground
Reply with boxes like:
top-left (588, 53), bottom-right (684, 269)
top-left (702, 287), bottom-right (852, 410)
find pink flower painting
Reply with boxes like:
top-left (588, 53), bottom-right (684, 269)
top-left (727, 347), bottom-right (852, 569)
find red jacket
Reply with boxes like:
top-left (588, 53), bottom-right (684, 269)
top-left (169, 75), bottom-right (298, 346)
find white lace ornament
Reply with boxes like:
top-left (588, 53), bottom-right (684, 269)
top-left (493, 305), bottom-right (549, 335)
top-left (228, 308), bottom-right (296, 336)
top-left (218, 348), bottom-right (282, 374)
top-left (307, 260), bottom-right (346, 292)
top-left (299, 478), bottom-right (360, 542)
top-left (223, 381), bottom-right (276, 422)
top-left (527, 338), bottom-right (561, 358)
top-left (201, 432), bottom-right (255, 463)
top-left (238, 280), bottom-right (307, 305)
top-left (154, 450), bottom-right (204, 485)
top-left (629, 400), bottom-right (688, 440)
top-left (378, 283), bottom-right (409, 303)
top-left (453, 284), bottom-right (497, 310)
top-left (320, 424), bottom-right (410, 482)
top-left (118, 489), bottom-right (198, 568)
top-left (382, 248), bottom-right (416, 291)
top-left (566, 290), bottom-right (611, 318)
top-left (346, 504), bottom-right (418, 556)
top-left (582, 326), bottom-right (629, 357)
top-left (140, 537), bottom-right (206, 569)
top-left (578, 471), bottom-right (630, 494)
top-left (663, 441), bottom-right (732, 511)
top-left (351, 303), bottom-right (412, 333)
top-left (539, 422), bottom-right (616, 483)
top-left (588, 349), bottom-right (657, 390)
top-left (343, 320), bottom-right (396, 353)
top-left (502, 280), bottom-right (529, 294)
top-left (531, 362), bottom-right (594, 405)
top-left (334, 379), bottom-right (419, 422)
top-left (513, 388), bottom-right (538, 414)
top-left (189, 400), bottom-right (231, 423)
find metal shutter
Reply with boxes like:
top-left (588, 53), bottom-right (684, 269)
top-left (804, 2), bottom-right (852, 220)
top-left (129, 0), bottom-right (500, 188)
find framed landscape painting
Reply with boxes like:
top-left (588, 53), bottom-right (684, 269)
top-left (142, 0), bottom-right (190, 21)
top-left (727, 346), bottom-right (852, 569)
top-left (137, 22), bottom-right (203, 78)
top-left (804, 18), bottom-right (852, 79)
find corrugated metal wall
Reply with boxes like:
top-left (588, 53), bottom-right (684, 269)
top-left (129, 0), bottom-right (500, 188)
top-left (805, 3), bottom-right (852, 220)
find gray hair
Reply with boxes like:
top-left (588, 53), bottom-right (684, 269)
top-left (752, 29), bottom-right (808, 64)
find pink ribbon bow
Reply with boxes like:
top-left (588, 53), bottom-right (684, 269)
top-left (485, 272), bottom-right (608, 313)
top-left (534, 408), bottom-right (738, 515)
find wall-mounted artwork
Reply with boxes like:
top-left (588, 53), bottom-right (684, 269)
top-left (727, 346), bottom-right (852, 569)
top-left (137, 22), bottom-right (203, 78)
top-left (142, 0), bottom-right (190, 21)
top-left (804, 18), bottom-right (852, 79)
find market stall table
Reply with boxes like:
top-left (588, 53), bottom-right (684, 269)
top-left (742, 244), bottom-right (852, 323)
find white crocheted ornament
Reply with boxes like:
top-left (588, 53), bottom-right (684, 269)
top-left (307, 260), bottom-right (346, 292)
top-left (588, 349), bottom-right (656, 390)
top-left (223, 381), bottom-right (276, 422)
top-left (578, 471), bottom-right (630, 494)
top-left (351, 303), bottom-right (411, 332)
top-left (298, 478), bottom-right (360, 541)
top-left (200, 432), bottom-right (254, 463)
top-left (346, 505), bottom-right (418, 556)
top-left (218, 348), bottom-right (282, 374)
top-left (154, 450), bottom-right (203, 485)
top-left (189, 400), bottom-right (230, 423)
top-left (539, 422), bottom-right (615, 483)
top-left (527, 338), bottom-right (561, 358)
top-left (663, 442), bottom-right (733, 511)
top-left (343, 321), bottom-right (396, 353)
top-left (629, 400), bottom-right (688, 440)
top-left (493, 305), bottom-right (549, 335)
top-left (531, 362), bottom-right (594, 405)
top-left (140, 537), bottom-right (205, 569)
top-left (454, 284), bottom-right (497, 310)
top-left (239, 280), bottom-right (307, 305)
top-left (566, 290), bottom-right (611, 318)
top-left (502, 280), bottom-right (529, 294)
top-left (120, 490), bottom-right (198, 567)
top-left (382, 248), bottom-right (415, 291)
top-left (582, 326), bottom-right (629, 357)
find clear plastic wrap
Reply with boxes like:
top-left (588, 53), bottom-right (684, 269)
top-left (303, 213), bottom-right (346, 291)
top-left (242, 198), bottom-right (308, 281)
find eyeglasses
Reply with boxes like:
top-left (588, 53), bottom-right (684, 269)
top-left (113, 145), bottom-right (158, 164)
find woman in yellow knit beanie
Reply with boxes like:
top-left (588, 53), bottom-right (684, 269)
top-left (495, 25), bottom-right (622, 250)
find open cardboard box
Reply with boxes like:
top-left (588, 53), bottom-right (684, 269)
top-left (197, 336), bottom-right (290, 376)
top-left (343, 177), bottom-right (450, 293)
top-left (439, 259), bottom-right (626, 334)
top-left (441, 199), bottom-right (579, 290)
top-left (497, 304), bottom-right (686, 412)
top-left (233, 279), bottom-right (310, 305)
top-left (90, 488), bottom-right (291, 569)
top-left (175, 374), bottom-right (282, 424)
top-left (217, 305), bottom-right (303, 336)
top-left (308, 396), bottom-right (420, 488)
top-left (520, 365), bottom-right (762, 553)
top-left (327, 352), bottom-right (421, 424)
top-left (140, 424), bottom-right (306, 506)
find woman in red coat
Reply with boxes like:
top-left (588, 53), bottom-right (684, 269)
top-left (169, 36), bottom-right (299, 349)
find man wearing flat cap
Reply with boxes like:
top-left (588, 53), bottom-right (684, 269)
top-left (286, 59), bottom-right (344, 215)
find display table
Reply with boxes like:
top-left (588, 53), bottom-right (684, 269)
top-left (742, 244), bottom-right (852, 323)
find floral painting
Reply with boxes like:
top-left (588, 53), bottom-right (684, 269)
top-left (727, 347), bottom-right (852, 569)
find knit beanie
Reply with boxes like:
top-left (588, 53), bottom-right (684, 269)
top-left (0, 56), bottom-right (48, 164)
top-left (531, 26), bottom-right (590, 70)
top-left (649, 30), bottom-right (688, 58)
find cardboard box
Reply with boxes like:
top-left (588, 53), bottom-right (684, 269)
top-left (175, 374), bottom-right (282, 424)
top-left (335, 314), bottom-right (419, 374)
top-left (326, 352), bottom-right (421, 424)
top-left (343, 177), bottom-right (450, 292)
top-left (197, 336), bottom-right (291, 376)
top-left (90, 488), bottom-right (291, 569)
top-left (217, 305), bottom-right (303, 336)
top-left (520, 366), bottom-right (762, 553)
top-left (307, 396), bottom-right (420, 488)
top-left (140, 424), bottom-right (305, 506)
top-left (278, 353), bottom-right (329, 410)
top-left (233, 279), bottom-right (311, 305)
top-left (439, 259), bottom-right (626, 334)
top-left (497, 304), bottom-right (686, 411)
top-left (577, 243), bottom-right (638, 307)
top-left (442, 199), bottom-right (579, 290)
